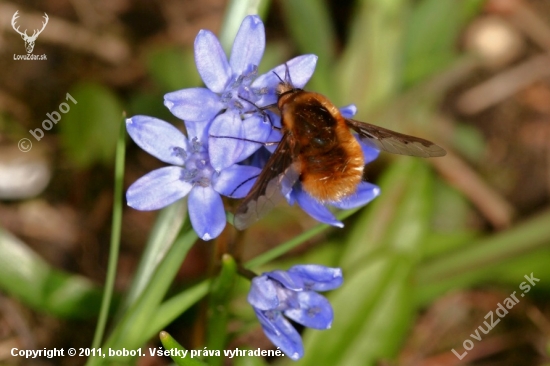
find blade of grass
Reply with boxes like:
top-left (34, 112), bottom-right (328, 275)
top-left (88, 114), bottom-right (126, 364)
top-left (90, 114), bottom-right (126, 351)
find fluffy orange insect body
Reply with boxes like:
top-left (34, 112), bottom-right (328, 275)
top-left (277, 85), bottom-right (364, 202)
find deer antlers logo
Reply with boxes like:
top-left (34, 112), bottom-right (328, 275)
top-left (11, 10), bottom-right (49, 54)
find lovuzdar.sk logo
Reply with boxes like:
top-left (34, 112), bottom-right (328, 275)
top-left (12, 10), bottom-right (48, 60)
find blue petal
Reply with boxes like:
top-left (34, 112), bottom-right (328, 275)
top-left (185, 118), bottom-right (212, 143)
top-left (164, 88), bottom-right (223, 122)
top-left (208, 111), bottom-right (245, 170)
top-left (127, 166), bottom-right (192, 210)
top-left (212, 164), bottom-right (261, 198)
top-left (229, 15), bottom-right (265, 76)
top-left (339, 104), bottom-right (357, 118)
top-left (245, 146), bottom-right (272, 169)
top-left (252, 54), bottom-right (318, 107)
top-left (211, 115), bottom-right (269, 166)
top-left (248, 275), bottom-right (279, 310)
top-left (194, 30), bottom-right (231, 93)
top-left (239, 114), bottom-right (272, 159)
top-left (284, 292), bottom-right (333, 330)
top-left (188, 186), bottom-right (226, 240)
top-left (330, 182), bottom-right (380, 210)
top-left (356, 137), bottom-right (380, 164)
top-left (288, 265), bottom-right (343, 291)
top-left (267, 270), bottom-right (304, 291)
top-left (254, 309), bottom-right (304, 360)
top-left (126, 116), bottom-right (189, 165)
top-left (291, 187), bottom-right (343, 228)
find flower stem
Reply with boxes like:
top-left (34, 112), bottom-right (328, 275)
top-left (244, 207), bottom-right (362, 269)
top-left (237, 263), bottom-right (258, 280)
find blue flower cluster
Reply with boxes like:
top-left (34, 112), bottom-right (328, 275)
top-left (125, 15), bottom-right (367, 360)
top-left (126, 15), bottom-right (380, 239)
top-left (247, 265), bottom-right (343, 360)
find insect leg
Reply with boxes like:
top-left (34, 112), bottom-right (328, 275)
top-left (209, 134), bottom-right (280, 146)
top-left (229, 173), bottom-right (260, 197)
top-left (272, 62), bottom-right (293, 85)
top-left (283, 62), bottom-right (293, 85)
top-left (238, 94), bottom-right (281, 131)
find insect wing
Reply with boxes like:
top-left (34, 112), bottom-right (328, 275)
top-left (346, 119), bottom-right (446, 158)
top-left (234, 133), bottom-right (299, 230)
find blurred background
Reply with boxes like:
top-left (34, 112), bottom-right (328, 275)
top-left (1, 0), bottom-right (550, 365)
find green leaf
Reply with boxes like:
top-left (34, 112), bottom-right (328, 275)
top-left (159, 331), bottom-right (208, 366)
top-left (59, 83), bottom-right (123, 168)
top-left (0, 228), bottom-right (102, 318)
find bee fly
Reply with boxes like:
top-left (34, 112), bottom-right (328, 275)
top-left (233, 69), bottom-right (446, 230)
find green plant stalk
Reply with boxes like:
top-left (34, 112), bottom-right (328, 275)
top-left (90, 115), bottom-right (126, 353)
top-left (206, 255), bottom-right (238, 366)
top-left (244, 207), bottom-right (362, 270)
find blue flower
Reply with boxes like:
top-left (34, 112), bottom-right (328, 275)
top-left (163, 15), bottom-right (317, 170)
top-left (125, 115), bottom-right (260, 240)
top-left (247, 265), bottom-right (343, 360)
top-left (286, 104), bottom-right (381, 227)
